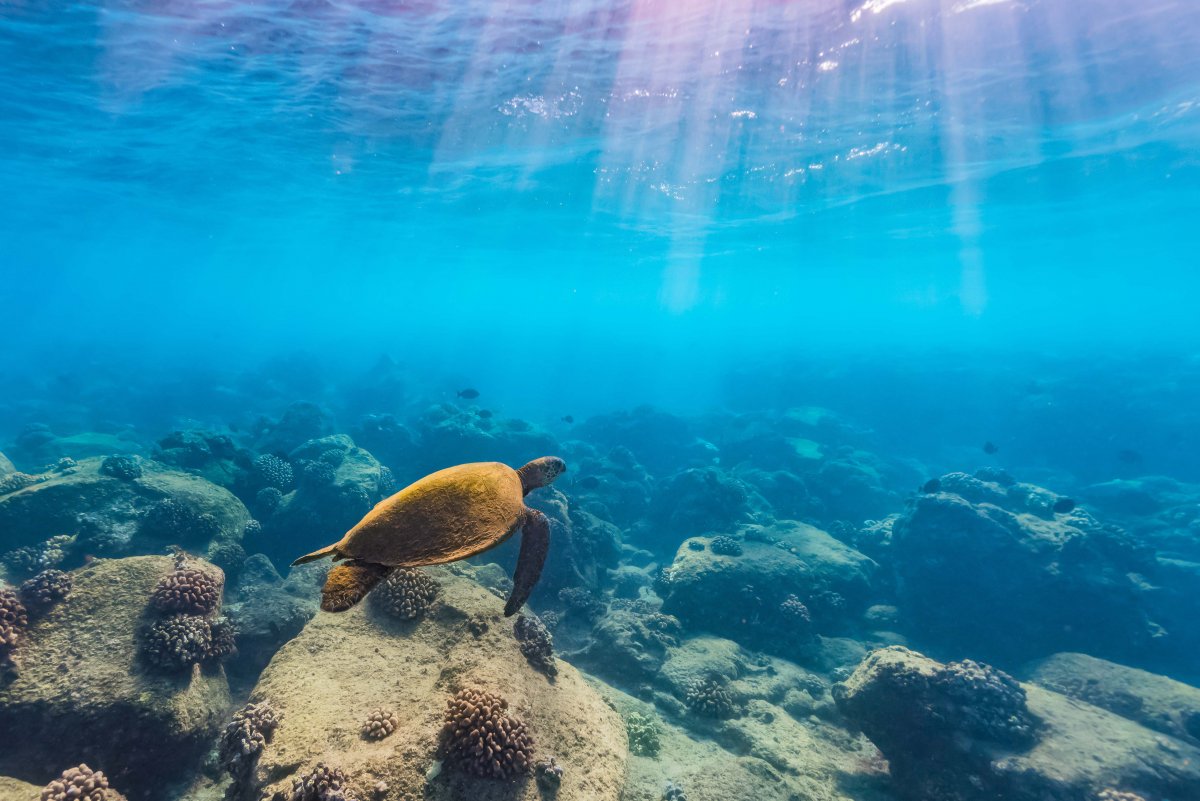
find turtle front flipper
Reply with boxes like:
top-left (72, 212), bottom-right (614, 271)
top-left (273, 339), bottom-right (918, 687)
top-left (321, 560), bottom-right (394, 612)
top-left (504, 508), bottom-right (551, 616)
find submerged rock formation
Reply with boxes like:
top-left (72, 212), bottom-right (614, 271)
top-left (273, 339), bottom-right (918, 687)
top-left (240, 571), bottom-right (626, 801)
top-left (835, 646), bottom-right (1200, 801)
top-left (0, 556), bottom-right (231, 799)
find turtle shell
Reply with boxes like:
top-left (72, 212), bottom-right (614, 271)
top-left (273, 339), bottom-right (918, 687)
top-left (333, 462), bottom-right (526, 567)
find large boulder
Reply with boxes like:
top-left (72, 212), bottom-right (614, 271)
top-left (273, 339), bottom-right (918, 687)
top-left (0, 458), bottom-right (250, 562)
top-left (834, 646), bottom-right (1200, 801)
top-left (1025, 652), bottom-right (1200, 747)
top-left (660, 521), bottom-right (876, 659)
top-left (644, 468), bottom-right (769, 551)
top-left (888, 472), bottom-right (1158, 666)
top-left (240, 570), bottom-right (627, 801)
top-left (411, 405), bottom-right (559, 481)
top-left (0, 556), bottom-right (232, 799)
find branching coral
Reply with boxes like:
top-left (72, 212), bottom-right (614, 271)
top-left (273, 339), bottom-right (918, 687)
top-left (253, 454), bottom-right (295, 491)
top-left (778, 594), bottom-right (812, 625)
top-left (219, 701), bottom-right (281, 781)
top-left (709, 536), bottom-right (743, 556)
top-left (283, 763), bottom-right (358, 801)
top-left (19, 569), bottom-right (72, 610)
top-left (683, 678), bottom-right (737, 719)
top-left (2, 534), bottom-right (74, 578)
top-left (40, 764), bottom-right (117, 801)
top-left (514, 614), bottom-right (557, 677)
top-left (441, 687), bottom-right (535, 779)
top-left (141, 499), bottom-right (220, 543)
top-left (371, 568), bottom-right (439, 620)
top-left (360, 708), bottom-right (398, 740)
top-left (100, 455), bottom-right (143, 481)
top-left (0, 471), bottom-right (39, 495)
top-left (256, 487), bottom-right (284, 516)
top-left (140, 613), bottom-right (235, 670)
top-left (534, 756), bottom-right (564, 790)
top-left (0, 587), bottom-right (30, 659)
top-left (624, 711), bottom-right (662, 757)
top-left (931, 659), bottom-right (1037, 745)
top-left (152, 563), bottom-right (223, 615)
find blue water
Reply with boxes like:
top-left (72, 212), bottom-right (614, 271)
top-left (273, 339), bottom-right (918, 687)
top-left (3, 0), bottom-right (1200, 798)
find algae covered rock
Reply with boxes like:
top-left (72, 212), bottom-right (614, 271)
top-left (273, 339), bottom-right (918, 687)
top-left (0, 556), bottom-right (231, 799)
top-left (0, 776), bottom-right (42, 801)
top-left (0, 457), bottom-right (250, 557)
top-left (835, 646), bottom-right (1200, 801)
top-left (660, 521), bottom-right (875, 659)
top-left (242, 571), bottom-right (626, 801)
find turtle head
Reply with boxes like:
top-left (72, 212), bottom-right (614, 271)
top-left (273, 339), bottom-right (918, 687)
top-left (518, 456), bottom-right (567, 494)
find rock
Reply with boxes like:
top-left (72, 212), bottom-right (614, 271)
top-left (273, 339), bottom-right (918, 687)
top-left (153, 429), bottom-right (251, 492)
top-left (888, 480), bottom-right (1157, 665)
top-left (571, 606), bottom-right (682, 689)
top-left (572, 407), bottom-right (698, 476)
top-left (0, 556), bottom-right (231, 799)
top-left (411, 405), bottom-right (559, 481)
top-left (645, 468), bottom-right (769, 551)
top-left (0, 457), bottom-right (250, 557)
top-left (835, 646), bottom-right (1200, 801)
top-left (0, 453), bottom-right (15, 477)
top-left (0, 776), bottom-right (41, 801)
top-left (12, 431), bottom-right (144, 466)
top-left (222, 582), bottom-right (317, 691)
top-left (1025, 652), bottom-right (1200, 747)
top-left (660, 522), bottom-right (875, 659)
top-left (242, 571), bottom-right (627, 801)
top-left (250, 401), bottom-right (333, 455)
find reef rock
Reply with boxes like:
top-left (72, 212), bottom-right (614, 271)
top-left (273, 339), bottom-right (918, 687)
top-left (645, 468), bottom-right (768, 551)
top-left (835, 646), bottom-right (1200, 801)
top-left (888, 475), bottom-right (1158, 665)
top-left (0, 452), bottom-right (15, 477)
top-left (660, 522), bottom-right (875, 659)
top-left (0, 776), bottom-right (42, 801)
top-left (0, 457), bottom-right (250, 557)
top-left (242, 570), bottom-right (626, 801)
top-left (410, 405), bottom-right (559, 480)
top-left (0, 556), bottom-right (231, 799)
top-left (1025, 652), bottom-right (1200, 747)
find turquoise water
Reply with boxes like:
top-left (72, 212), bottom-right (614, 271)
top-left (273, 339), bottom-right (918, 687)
top-left (3, 1), bottom-right (1200, 800)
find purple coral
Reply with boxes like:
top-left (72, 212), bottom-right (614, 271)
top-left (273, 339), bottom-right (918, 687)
top-left (140, 613), bottom-right (235, 670)
top-left (219, 701), bottom-right (281, 780)
top-left (152, 564), bottom-right (223, 615)
top-left (441, 687), bottom-right (535, 779)
top-left (40, 764), bottom-right (117, 801)
top-left (19, 569), bottom-right (73, 610)
top-left (1, 587), bottom-right (30, 658)
top-left (683, 677), bottom-right (737, 719)
top-left (514, 613), bottom-right (557, 677)
top-left (371, 567), bottom-right (439, 620)
top-left (284, 763), bottom-right (358, 801)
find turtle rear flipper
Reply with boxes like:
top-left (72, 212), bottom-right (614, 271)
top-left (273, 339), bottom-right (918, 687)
top-left (321, 560), bottom-right (394, 612)
top-left (504, 508), bottom-right (551, 616)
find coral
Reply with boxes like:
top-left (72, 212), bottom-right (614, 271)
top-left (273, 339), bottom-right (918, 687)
top-left (0, 471), bottom-right (40, 495)
top-left (319, 448), bottom-right (345, 467)
top-left (662, 781), bottom-right (688, 801)
top-left (778, 594), bottom-right (812, 625)
top-left (1, 586), bottom-right (30, 658)
top-left (932, 659), bottom-right (1038, 745)
top-left (40, 764), bottom-right (115, 801)
top-left (535, 756), bottom-right (564, 790)
top-left (256, 487), bottom-right (284, 516)
top-left (378, 465), bottom-right (396, 496)
top-left (709, 536), bottom-right (744, 556)
top-left (514, 613), bottom-right (557, 677)
top-left (141, 499), bottom-right (220, 543)
top-left (220, 702), bottom-right (282, 780)
top-left (558, 586), bottom-right (605, 619)
top-left (2, 534), bottom-right (74, 578)
top-left (624, 711), bottom-right (662, 757)
top-left (19, 569), bottom-right (73, 610)
top-left (371, 568), bottom-right (439, 620)
top-left (360, 708), bottom-right (398, 740)
top-left (207, 539), bottom-right (247, 578)
top-left (283, 763), bottom-right (358, 801)
top-left (52, 457), bottom-right (78, 473)
top-left (244, 519), bottom-right (264, 538)
top-left (540, 610), bottom-right (560, 629)
top-left (253, 454), bottom-right (295, 491)
top-left (441, 687), bottom-right (535, 779)
top-left (151, 564), bottom-right (222, 615)
top-left (298, 460), bottom-right (336, 491)
top-left (683, 678), bottom-right (737, 719)
top-left (140, 613), bottom-right (235, 670)
top-left (100, 455), bottom-right (143, 481)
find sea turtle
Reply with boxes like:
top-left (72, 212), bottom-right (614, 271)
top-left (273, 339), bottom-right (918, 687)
top-left (291, 456), bottom-right (566, 616)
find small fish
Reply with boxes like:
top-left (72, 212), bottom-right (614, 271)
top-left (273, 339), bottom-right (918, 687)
top-left (982, 441), bottom-right (999, 455)
top-left (456, 388), bottom-right (480, 399)
top-left (1116, 449), bottom-right (1142, 464)
top-left (1052, 497), bottom-right (1076, 514)
top-left (561, 415), bottom-right (574, 424)
top-left (477, 409), bottom-right (493, 419)
top-left (576, 475), bottom-right (601, 489)
top-left (921, 478), bottom-right (941, 494)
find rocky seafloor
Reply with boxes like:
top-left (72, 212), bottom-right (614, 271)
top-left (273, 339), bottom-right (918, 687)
top-left (2, 384), bottom-right (1199, 801)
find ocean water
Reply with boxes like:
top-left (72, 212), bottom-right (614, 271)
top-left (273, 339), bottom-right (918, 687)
top-left (2, 0), bottom-right (1200, 799)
